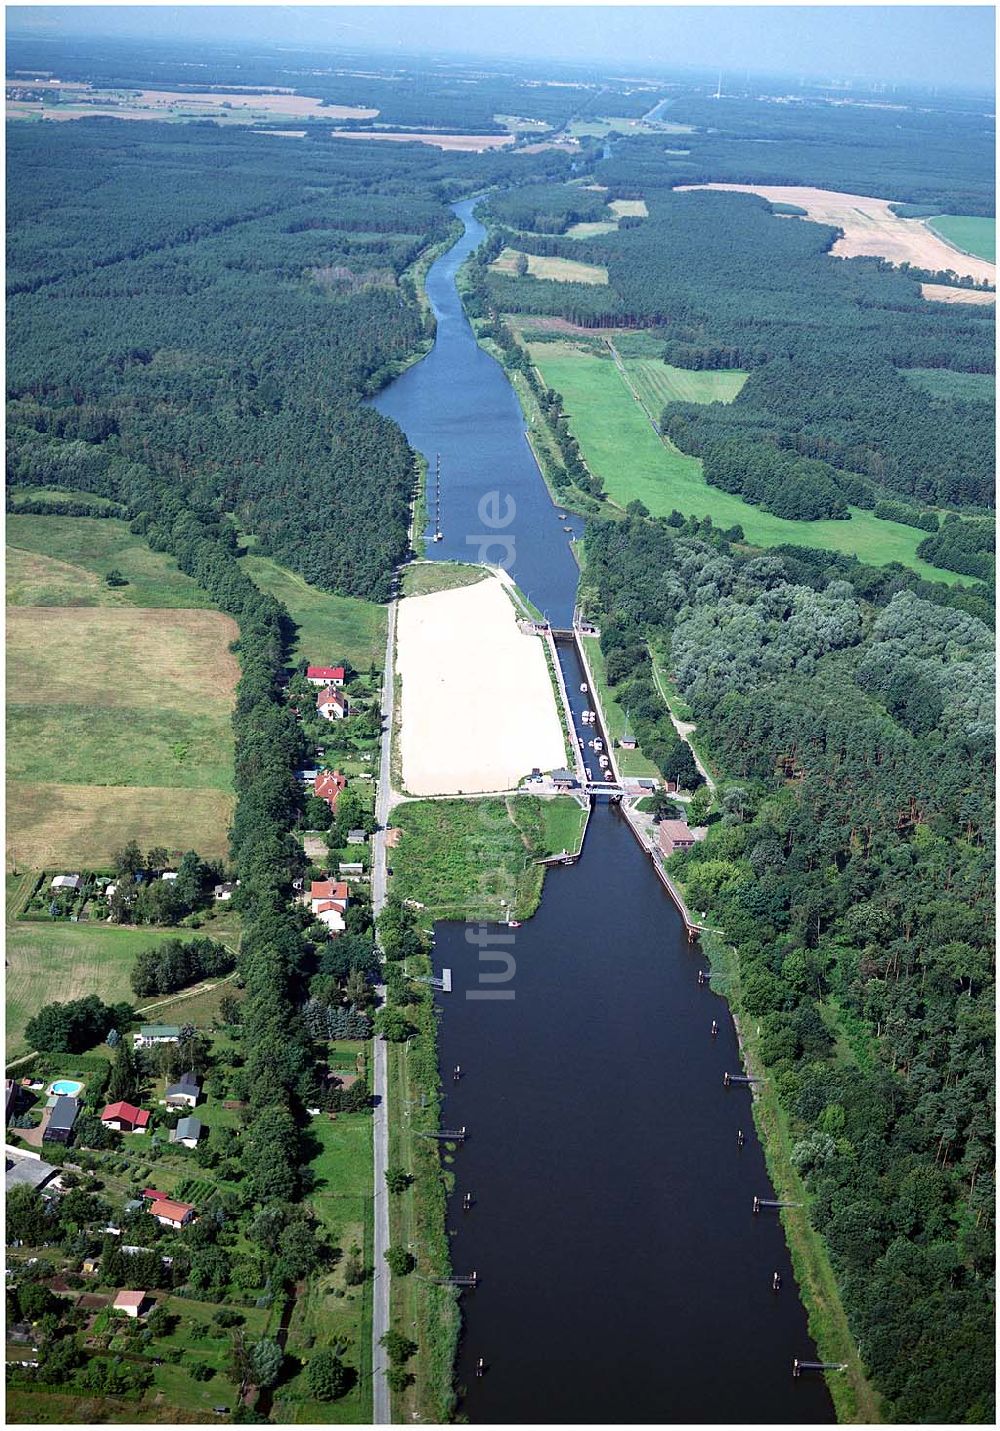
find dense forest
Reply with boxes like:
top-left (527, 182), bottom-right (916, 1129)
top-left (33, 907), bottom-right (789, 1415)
top-left (6, 121), bottom-right (568, 599)
top-left (582, 512), bottom-right (995, 1422)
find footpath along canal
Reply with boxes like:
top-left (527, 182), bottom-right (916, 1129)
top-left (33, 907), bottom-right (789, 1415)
top-left (373, 198), bottom-right (834, 1424)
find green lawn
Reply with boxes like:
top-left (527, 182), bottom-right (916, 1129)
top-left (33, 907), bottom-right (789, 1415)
top-left (240, 550), bottom-right (386, 671)
top-left (531, 796), bottom-right (588, 857)
top-left (5, 922), bottom-right (185, 1057)
top-left (927, 214), bottom-right (996, 263)
top-left (901, 368), bottom-right (995, 403)
top-left (623, 358), bottom-right (747, 411)
top-left (529, 343), bottom-right (972, 584)
top-left (7, 514), bottom-right (216, 609)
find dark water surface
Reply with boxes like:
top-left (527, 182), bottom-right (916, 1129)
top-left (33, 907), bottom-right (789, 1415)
top-left (376, 202), bottom-right (834, 1423)
top-left (372, 198), bottom-right (580, 627)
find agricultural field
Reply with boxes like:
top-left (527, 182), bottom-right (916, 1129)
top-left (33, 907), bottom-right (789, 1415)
top-left (609, 198), bottom-right (648, 218)
top-left (927, 214), bottom-right (996, 263)
top-left (565, 219), bottom-right (620, 238)
top-left (901, 368), bottom-right (996, 402)
top-left (622, 358), bottom-right (748, 411)
top-left (240, 548), bottom-right (387, 671)
top-left (7, 514), bottom-right (215, 609)
top-left (490, 247), bottom-right (609, 285)
top-left (528, 342), bottom-right (972, 583)
top-left (7, 515), bottom-right (239, 869)
top-left (920, 282), bottom-right (996, 306)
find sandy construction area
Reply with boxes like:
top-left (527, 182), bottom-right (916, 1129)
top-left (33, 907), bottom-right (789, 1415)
top-left (920, 282), bottom-right (995, 305)
top-left (330, 128), bottom-right (513, 151)
top-left (677, 183), bottom-right (997, 285)
top-left (395, 575), bottom-right (565, 796)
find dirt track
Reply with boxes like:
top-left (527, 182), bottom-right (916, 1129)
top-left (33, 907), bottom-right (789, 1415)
top-left (677, 183), bottom-right (996, 285)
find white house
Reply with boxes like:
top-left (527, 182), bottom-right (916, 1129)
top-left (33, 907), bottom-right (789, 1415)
top-left (133, 1024), bottom-right (181, 1049)
top-left (315, 686), bottom-right (349, 721)
top-left (50, 875), bottom-right (81, 892)
top-left (306, 666), bottom-right (345, 687)
top-left (169, 1116), bottom-right (203, 1150)
top-left (307, 879), bottom-right (349, 934)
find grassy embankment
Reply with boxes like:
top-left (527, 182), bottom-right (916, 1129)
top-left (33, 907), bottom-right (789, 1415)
top-left (701, 933), bottom-right (883, 1424)
top-left (401, 561), bottom-right (487, 598)
top-left (926, 213), bottom-right (996, 262)
top-left (529, 342), bottom-right (974, 585)
top-left (7, 513), bottom-right (238, 868)
top-left (391, 795), bottom-right (587, 922)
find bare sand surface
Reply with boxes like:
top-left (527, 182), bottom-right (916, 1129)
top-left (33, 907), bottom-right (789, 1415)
top-left (395, 575), bottom-right (565, 796)
top-left (920, 282), bottom-right (995, 305)
top-left (677, 183), bottom-right (997, 285)
top-left (330, 129), bottom-right (513, 151)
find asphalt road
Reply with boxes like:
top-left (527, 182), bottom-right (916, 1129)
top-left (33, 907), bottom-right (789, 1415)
top-left (371, 595), bottom-right (396, 1425)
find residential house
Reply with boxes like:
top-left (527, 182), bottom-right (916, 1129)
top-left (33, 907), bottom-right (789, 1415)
top-left (346, 829), bottom-right (367, 845)
top-left (213, 881), bottom-right (237, 902)
top-left (113, 1290), bottom-right (148, 1319)
top-left (658, 819), bottom-right (706, 858)
top-left (164, 1072), bottom-right (201, 1109)
top-left (170, 1116), bottom-right (203, 1149)
top-left (307, 878), bottom-right (349, 934)
top-left (314, 769), bottom-right (347, 811)
top-left (50, 874), bottom-right (81, 892)
top-left (160, 871), bottom-right (178, 883)
top-left (133, 1024), bottom-right (181, 1049)
top-left (5, 1150), bottom-right (60, 1195)
top-left (43, 1096), bottom-right (78, 1146)
top-left (147, 1196), bottom-right (196, 1230)
top-left (101, 1101), bottom-right (150, 1134)
top-left (315, 686), bottom-right (349, 721)
top-left (306, 665), bottom-right (345, 687)
top-left (339, 862), bottom-right (364, 877)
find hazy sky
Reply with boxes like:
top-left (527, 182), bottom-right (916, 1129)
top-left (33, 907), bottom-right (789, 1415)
top-left (8, 5), bottom-right (997, 91)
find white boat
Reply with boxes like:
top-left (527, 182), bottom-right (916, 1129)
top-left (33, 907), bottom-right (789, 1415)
top-left (594, 738), bottom-right (604, 752)
top-left (579, 683), bottom-right (588, 693)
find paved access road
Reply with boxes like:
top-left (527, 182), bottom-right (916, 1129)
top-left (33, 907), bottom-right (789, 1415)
top-left (371, 596), bottom-right (396, 1425)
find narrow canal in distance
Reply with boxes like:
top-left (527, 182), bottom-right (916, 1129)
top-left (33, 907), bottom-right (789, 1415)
top-left (373, 198), bottom-right (833, 1424)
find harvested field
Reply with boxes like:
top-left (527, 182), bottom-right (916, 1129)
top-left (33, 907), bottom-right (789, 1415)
top-left (330, 129), bottom-right (513, 151)
top-left (7, 86), bottom-right (377, 125)
top-left (6, 783), bottom-right (235, 870)
top-left (677, 183), bottom-right (997, 285)
top-left (490, 247), bottom-right (609, 285)
top-left (395, 574), bottom-right (564, 796)
top-left (920, 282), bottom-right (995, 305)
top-left (7, 607), bottom-right (239, 709)
top-left (565, 220), bottom-right (619, 238)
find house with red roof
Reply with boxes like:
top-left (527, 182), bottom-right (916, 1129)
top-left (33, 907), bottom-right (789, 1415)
top-left (148, 1197), bottom-right (196, 1230)
top-left (307, 878), bottom-right (350, 934)
top-left (306, 666), bottom-right (345, 687)
top-left (113, 1290), bottom-right (148, 1319)
top-left (101, 1102), bottom-right (150, 1134)
top-left (316, 686), bottom-right (349, 721)
top-left (314, 769), bottom-right (348, 811)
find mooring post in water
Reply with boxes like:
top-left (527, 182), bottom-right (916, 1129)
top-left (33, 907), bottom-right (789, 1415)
top-left (697, 969), bottom-right (706, 985)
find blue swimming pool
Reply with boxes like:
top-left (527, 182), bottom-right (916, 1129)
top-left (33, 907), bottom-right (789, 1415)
top-left (49, 1079), bottom-right (84, 1097)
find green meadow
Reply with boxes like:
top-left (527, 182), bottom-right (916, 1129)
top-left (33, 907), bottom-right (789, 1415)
top-left (240, 549), bottom-right (387, 671)
top-left (528, 343), bottom-right (972, 584)
top-left (624, 358), bottom-right (747, 411)
top-left (927, 214), bottom-right (996, 263)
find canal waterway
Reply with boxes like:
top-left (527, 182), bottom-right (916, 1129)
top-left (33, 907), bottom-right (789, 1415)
top-left (374, 199), bottom-right (834, 1423)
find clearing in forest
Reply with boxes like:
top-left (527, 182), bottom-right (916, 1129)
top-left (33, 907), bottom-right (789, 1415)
top-left (920, 282), bottom-right (995, 306)
top-left (609, 198), bottom-right (648, 218)
top-left (623, 358), bottom-right (747, 411)
top-left (329, 129), bottom-right (513, 150)
top-left (927, 214), bottom-right (996, 263)
top-left (676, 183), bottom-right (997, 285)
top-left (490, 247), bottom-right (609, 284)
top-left (395, 574), bottom-right (564, 796)
top-left (240, 549), bottom-right (387, 671)
top-left (527, 341), bottom-right (973, 583)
